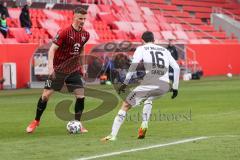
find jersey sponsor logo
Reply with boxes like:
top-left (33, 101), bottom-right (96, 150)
top-left (71, 43), bottom-right (81, 55)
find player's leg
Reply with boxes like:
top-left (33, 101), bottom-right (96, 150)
top-left (138, 99), bottom-right (152, 139)
top-left (26, 72), bottom-right (66, 133)
top-left (73, 88), bottom-right (88, 133)
top-left (141, 99), bottom-right (153, 128)
top-left (169, 66), bottom-right (174, 82)
top-left (102, 86), bottom-right (144, 141)
top-left (66, 72), bottom-right (88, 132)
top-left (138, 81), bottom-right (170, 138)
top-left (74, 88), bottom-right (85, 121)
top-left (26, 89), bottom-right (54, 133)
top-left (35, 89), bottom-right (54, 121)
top-left (101, 101), bottom-right (131, 141)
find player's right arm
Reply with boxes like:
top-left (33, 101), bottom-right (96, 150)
top-left (123, 47), bottom-right (143, 85)
top-left (118, 47), bottom-right (143, 94)
top-left (48, 43), bottom-right (59, 76)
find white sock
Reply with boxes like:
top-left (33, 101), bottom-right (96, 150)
top-left (111, 109), bottom-right (126, 137)
top-left (141, 100), bottom-right (152, 128)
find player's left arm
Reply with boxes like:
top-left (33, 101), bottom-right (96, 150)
top-left (123, 47), bottom-right (143, 85)
top-left (80, 32), bottom-right (90, 75)
top-left (79, 45), bottom-right (86, 75)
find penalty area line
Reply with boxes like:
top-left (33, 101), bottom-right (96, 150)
top-left (75, 136), bottom-right (208, 160)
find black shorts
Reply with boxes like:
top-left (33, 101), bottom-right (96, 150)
top-left (44, 71), bottom-right (84, 92)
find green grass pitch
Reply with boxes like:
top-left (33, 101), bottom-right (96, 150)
top-left (0, 76), bottom-right (240, 160)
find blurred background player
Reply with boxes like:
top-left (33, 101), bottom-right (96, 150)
top-left (0, 1), bottom-right (10, 18)
top-left (102, 31), bottom-right (180, 141)
top-left (0, 13), bottom-right (8, 38)
top-left (167, 39), bottom-right (179, 82)
top-left (19, 1), bottom-right (32, 34)
top-left (26, 7), bottom-right (90, 133)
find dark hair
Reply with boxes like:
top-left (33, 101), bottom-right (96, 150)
top-left (141, 31), bottom-right (154, 43)
top-left (74, 7), bottom-right (87, 15)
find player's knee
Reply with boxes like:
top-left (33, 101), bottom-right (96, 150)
top-left (75, 95), bottom-right (85, 99)
top-left (117, 109), bottom-right (127, 121)
top-left (74, 88), bottom-right (84, 98)
top-left (41, 95), bottom-right (49, 102)
top-left (121, 101), bottom-right (131, 111)
top-left (41, 92), bottom-right (51, 101)
top-left (144, 99), bottom-right (152, 105)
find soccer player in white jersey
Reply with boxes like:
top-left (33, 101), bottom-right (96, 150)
top-left (101, 31), bottom-right (180, 141)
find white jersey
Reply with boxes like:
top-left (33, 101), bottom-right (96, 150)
top-left (124, 43), bottom-right (180, 90)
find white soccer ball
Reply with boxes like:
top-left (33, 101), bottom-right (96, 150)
top-left (66, 120), bottom-right (81, 134)
top-left (227, 73), bottom-right (232, 78)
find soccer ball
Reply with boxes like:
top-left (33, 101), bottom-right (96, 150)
top-left (66, 120), bottom-right (81, 134)
top-left (227, 73), bottom-right (232, 78)
top-left (105, 80), bottom-right (112, 85)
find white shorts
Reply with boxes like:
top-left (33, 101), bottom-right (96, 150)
top-left (126, 80), bottom-right (170, 107)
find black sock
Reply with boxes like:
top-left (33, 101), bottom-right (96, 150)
top-left (75, 97), bottom-right (85, 121)
top-left (35, 97), bottom-right (48, 121)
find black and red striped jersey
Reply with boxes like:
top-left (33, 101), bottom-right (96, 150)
top-left (52, 25), bottom-right (90, 74)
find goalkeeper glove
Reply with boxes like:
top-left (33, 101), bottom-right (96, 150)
top-left (171, 89), bottom-right (178, 99)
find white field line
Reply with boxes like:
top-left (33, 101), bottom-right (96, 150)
top-left (75, 136), bottom-right (208, 160)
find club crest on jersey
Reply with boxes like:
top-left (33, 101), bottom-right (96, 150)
top-left (82, 36), bottom-right (86, 42)
top-left (71, 43), bottom-right (81, 55)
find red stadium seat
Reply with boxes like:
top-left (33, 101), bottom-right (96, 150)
top-left (142, 15), bottom-right (158, 23)
top-left (147, 0), bottom-right (167, 4)
top-left (161, 31), bottom-right (176, 40)
top-left (111, 21), bottom-right (133, 32)
top-left (186, 32), bottom-right (197, 39)
top-left (126, 5), bottom-right (142, 14)
top-left (154, 4), bottom-right (178, 11)
top-left (141, 7), bottom-right (154, 15)
top-left (98, 5), bottom-right (112, 13)
top-left (112, 0), bottom-right (125, 6)
top-left (97, 12), bottom-right (118, 24)
top-left (145, 23), bottom-right (161, 32)
top-left (163, 11), bottom-right (191, 18)
top-left (152, 32), bottom-right (163, 39)
top-left (195, 13), bottom-right (211, 19)
top-left (130, 22), bottom-right (147, 32)
top-left (198, 25), bottom-right (215, 32)
top-left (173, 31), bottom-right (189, 40)
top-left (129, 13), bottom-right (143, 22)
top-left (210, 32), bottom-right (227, 39)
top-left (88, 4), bottom-right (101, 17)
top-left (183, 6), bottom-right (212, 13)
top-left (9, 28), bottom-right (29, 43)
top-left (8, 8), bottom-right (21, 19)
top-left (170, 24), bottom-right (183, 31)
top-left (159, 23), bottom-right (173, 31)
